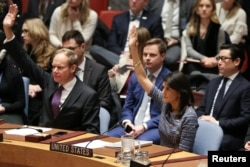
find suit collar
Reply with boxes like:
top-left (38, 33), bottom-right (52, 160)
top-left (214, 74), bottom-right (243, 117)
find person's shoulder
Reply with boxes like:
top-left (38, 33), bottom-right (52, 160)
top-left (76, 79), bottom-right (97, 94)
top-left (142, 10), bottom-right (161, 19)
top-left (113, 11), bottom-right (129, 20)
top-left (85, 58), bottom-right (107, 72)
top-left (161, 67), bottom-right (171, 75)
top-left (89, 9), bottom-right (98, 18)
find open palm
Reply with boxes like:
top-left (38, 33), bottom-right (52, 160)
top-left (3, 4), bottom-right (18, 29)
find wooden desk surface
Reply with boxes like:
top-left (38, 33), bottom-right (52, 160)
top-left (0, 123), bottom-right (207, 167)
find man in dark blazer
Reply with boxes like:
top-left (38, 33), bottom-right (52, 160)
top-left (107, 38), bottom-right (171, 144)
top-left (3, 4), bottom-right (100, 133)
top-left (145, 0), bottom-right (195, 70)
top-left (90, 0), bottom-right (164, 69)
top-left (22, 0), bottom-right (66, 27)
top-left (197, 44), bottom-right (250, 151)
top-left (62, 30), bottom-right (112, 133)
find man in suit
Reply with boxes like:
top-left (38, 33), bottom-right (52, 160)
top-left (197, 44), bottom-right (250, 151)
top-left (145, 0), bottom-right (195, 70)
top-left (61, 30), bottom-right (112, 133)
top-left (22, 0), bottom-right (66, 27)
top-left (3, 4), bottom-right (100, 133)
top-left (90, 0), bottom-right (164, 69)
top-left (107, 38), bottom-right (171, 144)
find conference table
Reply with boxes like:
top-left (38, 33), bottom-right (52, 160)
top-left (0, 123), bottom-right (207, 167)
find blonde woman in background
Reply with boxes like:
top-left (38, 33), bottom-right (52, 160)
top-left (183, 0), bottom-right (230, 75)
top-left (21, 18), bottom-right (55, 125)
top-left (49, 0), bottom-right (97, 49)
top-left (216, 0), bottom-right (248, 44)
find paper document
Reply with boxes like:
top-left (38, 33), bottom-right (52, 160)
top-left (73, 140), bottom-right (112, 149)
top-left (4, 125), bottom-right (52, 136)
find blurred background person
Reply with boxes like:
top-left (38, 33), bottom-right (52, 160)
top-left (49, 0), bottom-right (97, 54)
top-left (182, 0), bottom-right (230, 75)
top-left (21, 18), bottom-right (55, 125)
top-left (22, 0), bottom-right (66, 28)
top-left (216, 0), bottom-right (248, 44)
top-left (0, 35), bottom-right (25, 124)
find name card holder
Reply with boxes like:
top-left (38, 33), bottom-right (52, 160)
top-left (50, 142), bottom-right (93, 157)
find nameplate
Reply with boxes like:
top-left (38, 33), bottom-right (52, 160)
top-left (50, 142), bottom-right (93, 157)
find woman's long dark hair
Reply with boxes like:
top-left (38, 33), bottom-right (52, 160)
top-left (163, 71), bottom-right (194, 118)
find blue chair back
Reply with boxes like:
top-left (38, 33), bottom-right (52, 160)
top-left (192, 119), bottom-right (223, 155)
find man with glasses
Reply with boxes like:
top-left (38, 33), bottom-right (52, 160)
top-left (197, 44), bottom-right (250, 151)
top-left (62, 30), bottom-right (112, 133)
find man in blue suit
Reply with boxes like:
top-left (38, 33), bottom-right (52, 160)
top-left (107, 38), bottom-right (171, 144)
top-left (197, 44), bottom-right (250, 151)
top-left (90, 0), bottom-right (164, 69)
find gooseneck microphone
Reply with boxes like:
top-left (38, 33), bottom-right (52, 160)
top-left (85, 121), bottom-right (121, 148)
top-left (161, 147), bottom-right (177, 167)
top-left (20, 125), bottom-right (43, 133)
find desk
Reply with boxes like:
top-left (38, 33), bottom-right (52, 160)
top-left (0, 123), bottom-right (207, 167)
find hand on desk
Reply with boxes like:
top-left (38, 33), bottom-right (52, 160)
top-left (199, 115), bottom-right (218, 124)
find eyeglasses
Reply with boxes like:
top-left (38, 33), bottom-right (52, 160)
top-left (215, 56), bottom-right (233, 62)
top-left (64, 46), bottom-right (79, 51)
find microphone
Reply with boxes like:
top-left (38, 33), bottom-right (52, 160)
top-left (161, 128), bottom-right (182, 167)
top-left (85, 121), bottom-right (121, 148)
top-left (20, 125), bottom-right (43, 133)
top-left (161, 147), bottom-right (177, 167)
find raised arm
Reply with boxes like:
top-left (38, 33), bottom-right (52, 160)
top-left (129, 26), bottom-right (153, 94)
top-left (3, 4), bottom-right (18, 40)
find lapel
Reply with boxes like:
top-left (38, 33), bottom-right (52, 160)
top-left (60, 79), bottom-right (83, 113)
top-left (208, 77), bottom-right (223, 109)
top-left (139, 10), bottom-right (149, 27)
top-left (214, 74), bottom-right (242, 117)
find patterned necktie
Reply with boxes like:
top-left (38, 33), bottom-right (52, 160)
top-left (51, 86), bottom-right (63, 118)
top-left (134, 74), bottom-right (155, 125)
top-left (213, 77), bottom-right (228, 117)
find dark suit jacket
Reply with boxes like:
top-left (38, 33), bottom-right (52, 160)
top-left (0, 57), bottom-right (25, 116)
top-left (196, 74), bottom-right (250, 150)
top-left (83, 58), bottom-right (111, 112)
top-left (23, 0), bottom-right (66, 27)
top-left (4, 38), bottom-right (100, 133)
top-left (145, 0), bottom-right (195, 38)
top-left (108, 9), bottom-right (164, 55)
top-left (121, 67), bottom-right (171, 130)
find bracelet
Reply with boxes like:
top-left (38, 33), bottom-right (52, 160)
top-left (134, 61), bottom-right (141, 68)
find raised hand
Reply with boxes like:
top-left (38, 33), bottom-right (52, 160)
top-left (128, 26), bottom-right (138, 48)
top-left (3, 4), bottom-right (18, 29)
